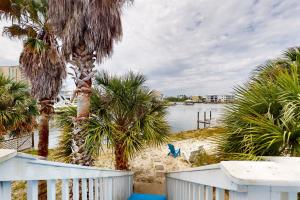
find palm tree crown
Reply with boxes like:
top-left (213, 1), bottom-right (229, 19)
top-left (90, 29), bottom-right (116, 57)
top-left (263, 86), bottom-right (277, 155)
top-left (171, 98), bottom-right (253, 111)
top-left (56, 72), bottom-right (170, 169)
top-left (218, 47), bottom-right (300, 158)
top-left (0, 0), bottom-right (66, 157)
top-left (0, 75), bottom-right (38, 136)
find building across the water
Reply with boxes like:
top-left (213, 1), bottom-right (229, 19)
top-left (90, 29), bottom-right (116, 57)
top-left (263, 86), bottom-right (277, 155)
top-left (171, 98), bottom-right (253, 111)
top-left (206, 95), bottom-right (234, 103)
top-left (0, 65), bottom-right (28, 83)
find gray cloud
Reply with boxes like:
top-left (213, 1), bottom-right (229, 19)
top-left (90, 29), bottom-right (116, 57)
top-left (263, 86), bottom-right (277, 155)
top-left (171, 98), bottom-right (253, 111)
top-left (1, 0), bottom-right (300, 96)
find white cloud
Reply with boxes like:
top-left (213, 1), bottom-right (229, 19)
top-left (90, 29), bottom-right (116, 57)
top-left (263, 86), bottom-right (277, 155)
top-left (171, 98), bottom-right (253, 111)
top-left (1, 0), bottom-right (300, 95)
top-left (102, 0), bottom-right (300, 95)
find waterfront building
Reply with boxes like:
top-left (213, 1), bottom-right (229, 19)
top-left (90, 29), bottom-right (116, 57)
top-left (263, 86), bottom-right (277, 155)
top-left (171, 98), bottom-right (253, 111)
top-left (206, 95), bottom-right (234, 103)
top-left (0, 65), bottom-right (28, 83)
top-left (191, 95), bottom-right (202, 103)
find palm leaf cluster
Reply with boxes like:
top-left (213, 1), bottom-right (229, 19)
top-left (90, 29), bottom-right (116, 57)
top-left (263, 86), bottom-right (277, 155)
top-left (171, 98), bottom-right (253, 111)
top-left (0, 75), bottom-right (38, 137)
top-left (48, 0), bottom-right (131, 62)
top-left (218, 47), bottom-right (300, 158)
top-left (55, 72), bottom-right (170, 169)
top-left (0, 0), bottom-right (66, 103)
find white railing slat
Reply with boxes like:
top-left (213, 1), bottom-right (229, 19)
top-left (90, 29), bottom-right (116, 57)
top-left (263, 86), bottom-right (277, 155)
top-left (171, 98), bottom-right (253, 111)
top-left (27, 180), bottom-right (38, 200)
top-left (0, 181), bottom-right (11, 200)
top-left (288, 192), bottom-right (297, 200)
top-left (89, 178), bottom-right (94, 200)
top-left (82, 178), bottom-right (88, 200)
top-left (205, 186), bottom-right (213, 200)
top-left (103, 178), bottom-right (113, 200)
top-left (216, 188), bottom-right (225, 200)
top-left (61, 179), bottom-right (69, 200)
top-left (47, 180), bottom-right (56, 200)
top-left (73, 178), bottom-right (79, 200)
top-left (95, 178), bottom-right (99, 200)
top-left (229, 191), bottom-right (247, 200)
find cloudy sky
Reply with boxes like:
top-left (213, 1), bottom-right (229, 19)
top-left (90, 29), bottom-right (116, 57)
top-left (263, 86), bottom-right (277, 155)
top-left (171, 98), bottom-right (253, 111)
top-left (1, 0), bottom-right (300, 96)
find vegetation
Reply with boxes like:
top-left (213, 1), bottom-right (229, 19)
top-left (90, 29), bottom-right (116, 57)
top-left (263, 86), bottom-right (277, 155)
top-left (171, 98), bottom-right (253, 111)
top-left (55, 72), bottom-right (170, 169)
top-left (218, 47), bottom-right (300, 159)
top-left (0, 75), bottom-right (38, 137)
top-left (165, 96), bottom-right (189, 102)
top-left (0, 0), bottom-right (66, 157)
top-left (170, 127), bottom-right (223, 141)
top-left (47, 0), bottom-right (132, 166)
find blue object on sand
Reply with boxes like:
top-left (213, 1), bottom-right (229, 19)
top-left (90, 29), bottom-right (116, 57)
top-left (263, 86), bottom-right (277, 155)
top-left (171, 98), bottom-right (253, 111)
top-left (167, 143), bottom-right (181, 158)
top-left (128, 193), bottom-right (166, 200)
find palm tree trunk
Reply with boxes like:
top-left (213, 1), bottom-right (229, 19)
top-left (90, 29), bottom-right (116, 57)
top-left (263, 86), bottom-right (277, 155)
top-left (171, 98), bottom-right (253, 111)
top-left (70, 44), bottom-right (95, 166)
top-left (114, 142), bottom-right (129, 170)
top-left (38, 112), bottom-right (49, 157)
top-left (38, 100), bottom-right (54, 157)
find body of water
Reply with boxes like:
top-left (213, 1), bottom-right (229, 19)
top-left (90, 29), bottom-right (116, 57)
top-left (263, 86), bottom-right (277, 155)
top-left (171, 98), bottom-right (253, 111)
top-left (166, 103), bottom-right (226, 132)
top-left (36, 103), bottom-right (226, 149)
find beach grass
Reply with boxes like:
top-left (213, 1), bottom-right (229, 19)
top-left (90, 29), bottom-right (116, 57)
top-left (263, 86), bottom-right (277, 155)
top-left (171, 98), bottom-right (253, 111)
top-left (169, 127), bottom-right (224, 141)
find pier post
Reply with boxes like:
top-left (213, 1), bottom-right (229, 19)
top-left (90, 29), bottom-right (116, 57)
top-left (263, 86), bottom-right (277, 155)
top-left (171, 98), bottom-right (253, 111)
top-left (197, 112), bottom-right (200, 129)
top-left (204, 112), bottom-right (206, 128)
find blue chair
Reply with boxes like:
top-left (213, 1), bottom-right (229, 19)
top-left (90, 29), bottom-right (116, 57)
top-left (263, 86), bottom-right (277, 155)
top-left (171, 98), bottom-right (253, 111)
top-left (167, 144), bottom-right (181, 158)
top-left (128, 193), bottom-right (166, 200)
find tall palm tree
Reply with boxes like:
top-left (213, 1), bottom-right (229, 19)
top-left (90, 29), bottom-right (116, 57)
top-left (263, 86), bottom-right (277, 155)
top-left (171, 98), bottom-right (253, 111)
top-left (0, 74), bottom-right (38, 137)
top-left (218, 47), bottom-right (300, 159)
top-left (47, 0), bottom-right (132, 165)
top-left (0, 0), bottom-right (66, 157)
top-left (56, 72), bottom-right (170, 169)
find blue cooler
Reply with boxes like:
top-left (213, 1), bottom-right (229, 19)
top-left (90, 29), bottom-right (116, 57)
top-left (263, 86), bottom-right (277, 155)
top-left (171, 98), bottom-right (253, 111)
top-left (128, 193), bottom-right (167, 200)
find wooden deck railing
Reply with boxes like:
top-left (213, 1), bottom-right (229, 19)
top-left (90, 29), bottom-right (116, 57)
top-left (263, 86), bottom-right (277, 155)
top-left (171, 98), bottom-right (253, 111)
top-left (0, 149), bottom-right (133, 200)
top-left (166, 157), bottom-right (300, 200)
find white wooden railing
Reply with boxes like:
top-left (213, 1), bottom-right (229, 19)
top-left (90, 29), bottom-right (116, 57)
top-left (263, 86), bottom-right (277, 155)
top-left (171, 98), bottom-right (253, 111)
top-left (166, 157), bottom-right (300, 200)
top-left (0, 149), bottom-right (133, 200)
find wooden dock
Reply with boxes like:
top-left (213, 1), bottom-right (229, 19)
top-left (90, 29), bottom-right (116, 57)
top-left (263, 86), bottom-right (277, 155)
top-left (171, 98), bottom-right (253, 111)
top-left (197, 111), bottom-right (212, 129)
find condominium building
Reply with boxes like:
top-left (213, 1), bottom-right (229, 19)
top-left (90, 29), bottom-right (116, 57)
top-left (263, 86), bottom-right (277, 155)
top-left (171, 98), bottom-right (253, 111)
top-left (0, 66), bottom-right (28, 83)
top-left (206, 95), bottom-right (234, 103)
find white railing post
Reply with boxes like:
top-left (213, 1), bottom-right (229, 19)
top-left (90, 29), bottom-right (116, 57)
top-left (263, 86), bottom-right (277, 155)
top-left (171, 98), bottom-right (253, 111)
top-left (89, 178), bottom-right (94, 200)
top-left (61, 179), bottom-right (69, 200)
top-left (95, 178), bottom-right (99, 200)
top-left (27, 180), bottom-right (38, 200)
top-left (229, 191), bottom-right (247, 200)
top-left (73, 179), bottom-right (79, 200)
top-left (82, 178), bottom-right (88, 200)
top-left (47, 180), bottom-right (56, 200)
top-left (205, 186), bottom-right (213, 200)
top-left (216, 188), bottom-right (225, 200)
top-left (0, 181), bottom-right (11, 200)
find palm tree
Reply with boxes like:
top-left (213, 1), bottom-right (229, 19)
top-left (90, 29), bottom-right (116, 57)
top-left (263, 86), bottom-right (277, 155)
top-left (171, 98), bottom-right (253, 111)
top-left (218, 47), bottom-right (300, 159)
top-left (0, 0), bottom-right (66, 157)
top-left (0, 74), bottom-right (38, 137)
top-left (56, 72), bottom-right (170, 169)
top-left (47, 0), bottom-right (132, 165)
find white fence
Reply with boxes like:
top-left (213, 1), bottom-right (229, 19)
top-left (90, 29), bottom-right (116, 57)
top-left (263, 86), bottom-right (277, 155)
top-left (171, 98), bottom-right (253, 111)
top-left (166, 157), bottom-right (300, 200)
top-left (0, 149), bottom-right (133, 200)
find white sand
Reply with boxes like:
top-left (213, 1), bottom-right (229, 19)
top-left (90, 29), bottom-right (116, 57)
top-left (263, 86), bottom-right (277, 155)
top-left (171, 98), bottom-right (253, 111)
top-left (95, 137), bottom-right (216, 184)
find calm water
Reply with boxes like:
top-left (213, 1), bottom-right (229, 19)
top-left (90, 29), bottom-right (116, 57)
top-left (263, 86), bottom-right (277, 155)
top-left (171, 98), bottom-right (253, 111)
top-left (35, 103), bottom-right (226, 148)
top-left (166, 103), bottom-right (226, 132)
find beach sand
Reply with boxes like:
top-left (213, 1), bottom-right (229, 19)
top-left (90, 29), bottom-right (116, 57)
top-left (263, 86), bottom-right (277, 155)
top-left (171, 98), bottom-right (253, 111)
top-left (95, 136), bottom-right (216, 194)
